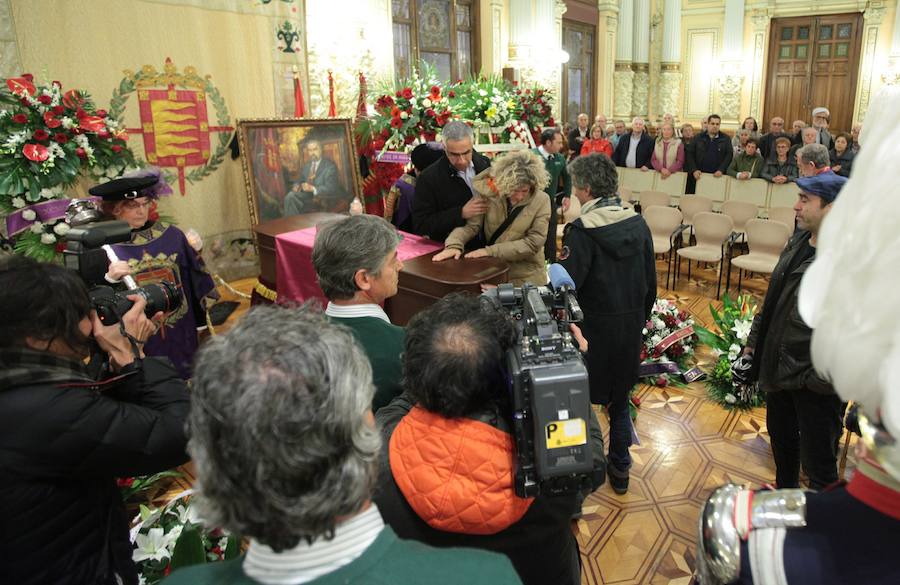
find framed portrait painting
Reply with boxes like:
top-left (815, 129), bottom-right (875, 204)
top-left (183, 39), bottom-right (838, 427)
top-left (237, 118), bottom-right (362, 225)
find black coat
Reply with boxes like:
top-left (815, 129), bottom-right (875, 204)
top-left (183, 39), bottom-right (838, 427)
top-left (758, 132), bottom-right (790, 160)
top-left (829, 148), bottom-right (855, 177)
top-left (691, 132), bottom-right (734, 174)
top-left (411, 152), bottom-right (491, 243)
top-left (559, 203), bottom-right (656, 404)
top-left (746, 231), bottom-right (833, 395)
top-left (567, 127), bottom-right (589, 159)
top-left (0, 351), bottom-right (191, 585)
top-left (611, 132), bottom-right (654, 168)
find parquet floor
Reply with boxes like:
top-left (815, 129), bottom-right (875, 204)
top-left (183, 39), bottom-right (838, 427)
top-left (158, 259), bottom-right (855, 585)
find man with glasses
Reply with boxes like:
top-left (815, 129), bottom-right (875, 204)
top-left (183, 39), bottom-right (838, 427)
top-left (412, 121), bottom-right (491, 244)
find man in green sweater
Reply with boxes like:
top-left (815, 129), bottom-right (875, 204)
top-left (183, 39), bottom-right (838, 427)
top-left (727, 137), bottom-right (765, 180)
top-left (312, 214), bottom-right (405, 412)
top-left (533, 128), bottom-right (572, 262)
top-left (165, 307), bottom-right (521, 585)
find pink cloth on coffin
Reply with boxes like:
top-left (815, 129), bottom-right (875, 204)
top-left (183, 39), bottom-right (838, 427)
top-left (274, 226), bottom-right (443, 305)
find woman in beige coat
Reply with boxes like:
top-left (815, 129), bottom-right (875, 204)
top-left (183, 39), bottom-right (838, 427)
top-left (432, 149), bottom-right (551, 286)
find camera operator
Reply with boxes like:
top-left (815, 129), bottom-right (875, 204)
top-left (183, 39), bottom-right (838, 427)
top-left (557, 153), bottom-right (657, 495)
top-left (374, 294), bottom-right (604, 585)
top-left (0, 257), bottom-right (191, 585)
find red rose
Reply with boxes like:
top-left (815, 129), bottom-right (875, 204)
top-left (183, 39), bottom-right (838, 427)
top-left (37, 95), bottom-right (52, 105)
top-left (11, 113), bottom-right (28, 124)
top-left (95, 109), bottom-right (107, 118)
top-left (631, 395), bottom-right (642, 407)
top-left (426, 108), bottom-right (436, 118)
top-left (97, 128), bottom-right (110, 138)
top-left (372, 139), bottom-right (385, 150)
top-left (75, 147), bottom-right (86, 159)
top-left (395, 91), bottom-right (402, 98)
top-left (448, 90), bottom-right (456, 98)
top-left (116, 477), bottom-right (135, 488)
top-left (23, 143), bottom-right (49, 162)
top-left (33, 129), bottom-right (49, 141)
top-left (111, 144), bottom-right (122, 153)
top-left (657, 375), bottom-right (669, 387)
top-left (401, 87), bottom-right (413, 100)
top-left (547, 118), bottom-right (555, 127)
top-left (430, 85), bottom-right (440, 95)
top-left (52, 105), bottom-right (65, 115)
top-left (43, 111), bottom-right (62, 128)
top-left (54, 133), bottom-right (68, 144)
top-left (390, 117), bottom-right (402, 128)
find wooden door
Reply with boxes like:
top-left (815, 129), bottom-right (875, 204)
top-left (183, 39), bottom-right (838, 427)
top-left (763, 14), bottom-right (863, 133)
top-left (561, 20), bottom-right (595, 128)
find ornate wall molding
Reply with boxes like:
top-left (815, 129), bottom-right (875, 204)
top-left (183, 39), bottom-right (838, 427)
top-left (659, 67), bottom-right (682, 119)
top-left (748, 11), bottom-right (771, 121)
top-left (718, 69), bottom-right (744, 121)
top-left (856, 2), bottom-right (887, 121)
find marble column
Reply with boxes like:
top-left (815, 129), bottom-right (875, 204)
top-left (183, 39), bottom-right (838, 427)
top-left (717, 0), bottom-right (745, 122)
top-left (631, 0), bottom-right (651, 118)
top-left (507, 0), bottom-right (531, 63)
top-left (659, 0), bottom-right (682, 121)
top-left (596, 2), bottom-right (620, 118)
top-left (613, 0), bottom-right (634, 118)
top-left (886, 0), bottom-right (900, 85)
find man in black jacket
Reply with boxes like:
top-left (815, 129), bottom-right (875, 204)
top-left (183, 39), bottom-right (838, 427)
top-left (743, 172), bottom-right (847, 490)
top-left (412, 120), bottom-right (491, 243)
top-left (0, 257), bottom-right (190, 585)
top-left (611, 117), bottom-right (654, 169)
top-left (691, 114), bottom-right (733, 181)
top-left (558, 153), bottom-right (656, 495)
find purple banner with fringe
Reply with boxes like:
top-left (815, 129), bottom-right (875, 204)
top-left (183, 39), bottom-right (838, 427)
top-left (376, 151), bottom-right (411, 164)
top-left (6, 197), bottom-right (99, 236)
top-left (638, 360), bottom-right (681, 378)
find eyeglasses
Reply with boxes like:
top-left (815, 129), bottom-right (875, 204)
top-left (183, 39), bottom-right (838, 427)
top-left (446, 149), bottom-right (472, 159)
top-left (122, 200), bottom-right (152, 210)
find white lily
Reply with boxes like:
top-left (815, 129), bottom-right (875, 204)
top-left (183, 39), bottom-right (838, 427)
top-left (132, 527), bottom-right (176, 563)
top-left (732, 319), bottom-right (753, 343)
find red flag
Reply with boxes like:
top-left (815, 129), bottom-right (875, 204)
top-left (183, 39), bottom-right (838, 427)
top-left (356, 71), bottom-right (368, 120)
top-left (293, 68), bottom-right (306, 118)
top-left (327, 70), bottom-right (336, 118)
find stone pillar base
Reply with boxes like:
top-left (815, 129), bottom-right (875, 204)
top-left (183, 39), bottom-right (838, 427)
top-left (659, 64), bottom-right (682, 120)
top-left (614, 64), bottom-right (634, 118)
top-left (632, 64), bottom-right (649, 118)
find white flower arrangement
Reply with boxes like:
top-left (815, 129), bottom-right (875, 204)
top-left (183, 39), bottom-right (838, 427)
top-left (40, 232), bottom-right (56, 245)
top-left (21, 209), bottom-right (36, 221)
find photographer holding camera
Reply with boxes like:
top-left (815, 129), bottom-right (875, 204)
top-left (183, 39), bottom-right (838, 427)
top-left (0, 257), bottom-right (191, 585)
top-left (373, 294), bottom-right (604, 585)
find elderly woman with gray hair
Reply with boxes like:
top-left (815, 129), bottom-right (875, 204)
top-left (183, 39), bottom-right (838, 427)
top-left (432, 149), bottom-right (551, 286)
top-left (165, 306), bottom-right (522, 585)
top-left (312, 214), bottom-right (405, 412)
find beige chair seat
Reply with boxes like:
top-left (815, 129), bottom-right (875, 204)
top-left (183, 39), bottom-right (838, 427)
top-left (731, 253), bottom-right (780, 273)
top-left (677, 244), bottom-right (726, 263)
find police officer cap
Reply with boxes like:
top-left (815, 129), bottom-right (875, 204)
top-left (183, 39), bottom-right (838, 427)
top-left (88, 176), bottom-right (159, 201)
top-left (796, 172), bottom-right (846, 204)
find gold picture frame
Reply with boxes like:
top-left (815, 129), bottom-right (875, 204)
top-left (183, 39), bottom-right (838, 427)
top-left (236, 117), bottom-right (362, 225)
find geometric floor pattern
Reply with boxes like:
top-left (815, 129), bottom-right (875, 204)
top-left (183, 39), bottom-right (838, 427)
top-left (578, 266), bottom-right (856, 585)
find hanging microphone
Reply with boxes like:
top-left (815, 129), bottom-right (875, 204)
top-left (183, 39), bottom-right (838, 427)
top-left (548, 263), bottom-right (583, 322)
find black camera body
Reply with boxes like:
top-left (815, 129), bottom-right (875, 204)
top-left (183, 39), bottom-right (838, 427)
top-left (63, 219), bottom-right (181, 325)
top-left (482, 283), bottom-right (596, 498)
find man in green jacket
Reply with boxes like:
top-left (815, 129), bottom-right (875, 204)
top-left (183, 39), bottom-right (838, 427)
top-left (166, 306), bottom-right (521, 585)
top-left (726, 137), bottom-right (765, 180)
top-left (312, 214), bottom-right (405, 412)
top-left (533, 128), bottom-right (571, 262)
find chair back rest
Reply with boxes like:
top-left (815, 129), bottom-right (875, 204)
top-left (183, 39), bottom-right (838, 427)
top-left (745, 219), bottom-right (792, 257)
top-left (692, 212), bottom-right (734, 247)
top-left (695, 173), bottom-right (728, 205)
top-left (563, 194), bottom-right (582, 223)
top-left (643, 206), bottom-right (683, 239)
top-left (721, 200), bottom-right (759, 231)
top-left (769, 182), bottom-right (799, 208)
top-left (639, 190), bottom-right (671, 211)
top-left (768, 206), bottom-right (795, 231)
top-left (618, 186), bottom-right (633, 203)
top-left (679, 195), bottom-right (713, 224)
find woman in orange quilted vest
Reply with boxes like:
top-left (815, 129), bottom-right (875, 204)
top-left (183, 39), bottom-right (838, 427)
top-left (373, 294), bottom-right (605, 585)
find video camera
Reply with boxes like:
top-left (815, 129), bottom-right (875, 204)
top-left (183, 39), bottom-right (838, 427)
top-left (481, 265), bottom-right (598, 498)
top-left (62, 201), bottom-right (181, 326)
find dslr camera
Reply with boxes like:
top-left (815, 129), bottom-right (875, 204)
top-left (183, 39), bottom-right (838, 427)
top-left (482, 282), bottom-right (599, 498)
top-left (62, 202), bottom-right (180, 325)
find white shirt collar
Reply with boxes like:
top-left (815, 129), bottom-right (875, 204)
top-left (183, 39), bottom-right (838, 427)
top-left (243, 505), bottom-right (385, 585)
top-left (325, 302), bottom-right (391, 324)
top-left (538, 145), bottom-right (551, 159)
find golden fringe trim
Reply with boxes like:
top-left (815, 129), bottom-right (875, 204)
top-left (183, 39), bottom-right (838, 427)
top-left (253, 280), bottom-right (278, 302)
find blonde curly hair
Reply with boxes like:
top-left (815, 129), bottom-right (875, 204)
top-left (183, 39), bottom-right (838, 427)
top-left (490, 149), bottom-right (550, 197)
